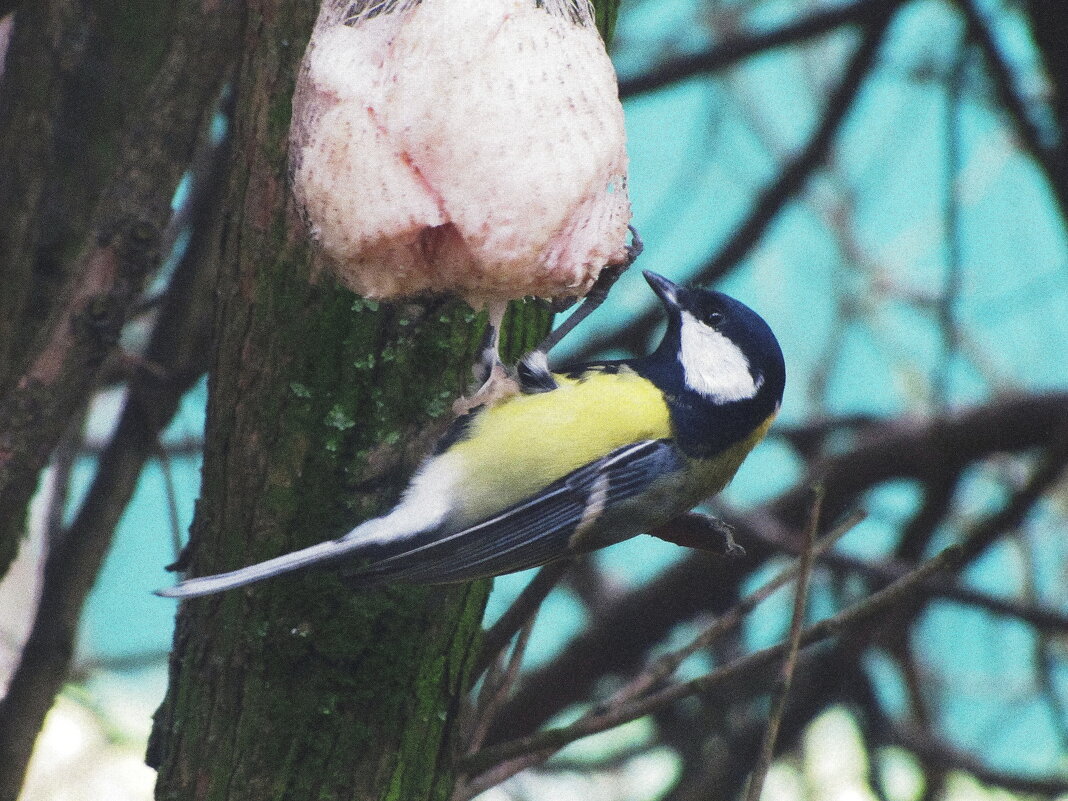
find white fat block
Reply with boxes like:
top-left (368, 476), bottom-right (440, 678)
top-left (289, 0), bottom-right (632, 304)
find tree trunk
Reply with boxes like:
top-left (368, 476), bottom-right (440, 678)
top-left (149, 2), bottom-right (619, 799)
top-left (0, 0), bottom-right (179, 581)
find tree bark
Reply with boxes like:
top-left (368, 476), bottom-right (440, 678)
top-left (149, 2), bottom-right (619, 799)
top-left (0, 0), bottom-right (180, 580)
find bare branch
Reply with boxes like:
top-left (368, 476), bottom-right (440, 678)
top-left (896, 471), bottom-right (962, 562)
top-left (619, 0), bottom-right (896, 98)
top-left (955, 422), bottom-right (1068, 563)
top-left (957, 0), bottom-right (1068, 219)
top-left (461, 544), bottom-right (963, 778)
top-left (475, 560), bottom-right (571, 678)
top-left (0, 2), bottom-right (238, 583)
top-left (0, 18), bottom-right (232, 790)
top-left (743, 488), bottom-right (821, 801)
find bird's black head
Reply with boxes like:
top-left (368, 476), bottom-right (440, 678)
top-left (638, 271), bottom-right (785, 455)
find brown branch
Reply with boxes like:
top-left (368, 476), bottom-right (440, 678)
top-left (958, 0), bottom-right (1068, 220)
top-left (743, 489), bottom-right (821, 801)
top-left (571, 5), bottom-right (899, 362)
top-left (459, 545), bottom-right (963, 777)
top-left (475, 560), bottom-right (571, 677)
top-left (0, 27), bottom-right (231, 796)
top-left (745, 520), bottom-right (1068, 635)
top-left (774, 393), bottom-right (1068, 528)
top-left (896, 471), bottom-right (962, 562)
top-left (619, 0), bottom-right (895, 99)
top-left (775, 414), bottom-right (886, 459)
top-left (955, 421), bottom-right (1068, 563)
top-left (0, 1), bottom-right (237, 582)
top-left (883, 722), bottom-right (1068, 797)
top-left (646, 510), bottom-right (745, 554)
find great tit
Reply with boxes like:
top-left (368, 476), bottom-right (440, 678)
top-left (158, 271), bottom-right (784, 598)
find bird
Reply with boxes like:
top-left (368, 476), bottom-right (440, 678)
top-left (157, 270), bottom-right (785, 598)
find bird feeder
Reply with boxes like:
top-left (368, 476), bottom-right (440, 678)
top-left (288, 0), bottom-right (632, 306)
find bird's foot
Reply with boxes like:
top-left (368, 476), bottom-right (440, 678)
top-left (452, 360), bottom-right (521, 416)
top-left (649, 512), bottom-right (746, 557)
top-left (455, 300), bottom-right (522, 414)
top-left (531, 225), bottom-right (643, 357)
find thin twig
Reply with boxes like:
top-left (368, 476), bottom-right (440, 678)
top-left (619, 0), bottom-right (894, 99)
top-left (475, 560), bottom-right (571, 677)
top-left (1017, 533), bottom-right (1068, 750)
top-left (936, 43), bottom-right (968, 406)
top-left (459, 544), bottom-right (963, 778)
top-left (470, 619), bottom-right (537, 756)
top-left (609, 509), bottom-right (865, 705)
top-left (155, 442), bottom-right (185, 560)
top-left (743, 487), bottom-right (822, 801)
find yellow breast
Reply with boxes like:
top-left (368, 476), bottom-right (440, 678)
top-left (447, 369), bottom-right (673, 522)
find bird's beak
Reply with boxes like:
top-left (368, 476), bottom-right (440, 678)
top-left (643, 271), bottom-right (681, 309)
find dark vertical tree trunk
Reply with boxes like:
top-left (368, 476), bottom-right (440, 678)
top-left (0, 0), bottom-right (178, 581)
top-left (149, 2), bottom-right (619, 799)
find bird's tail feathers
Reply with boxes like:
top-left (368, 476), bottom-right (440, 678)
top-left (155, 515), bottom-right (406, 599)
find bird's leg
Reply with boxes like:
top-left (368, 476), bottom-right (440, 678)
top-left (454, 300), bottom-right (517, 415)
top-left (531, 225), bottom-right (644, 357)
top-left (460, 227), bottom-right (644, 410)
top-left (471, 299), bottom-right (507, 387)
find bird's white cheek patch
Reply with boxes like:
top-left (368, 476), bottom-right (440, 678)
top-left (678, 312), bottom-right (761, 402)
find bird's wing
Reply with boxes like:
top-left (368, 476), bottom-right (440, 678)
top-left (345, 438), bottom-right (685, 586)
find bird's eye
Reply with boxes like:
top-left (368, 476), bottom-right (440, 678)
top-left (705, 311), bottom-right (724, 327)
